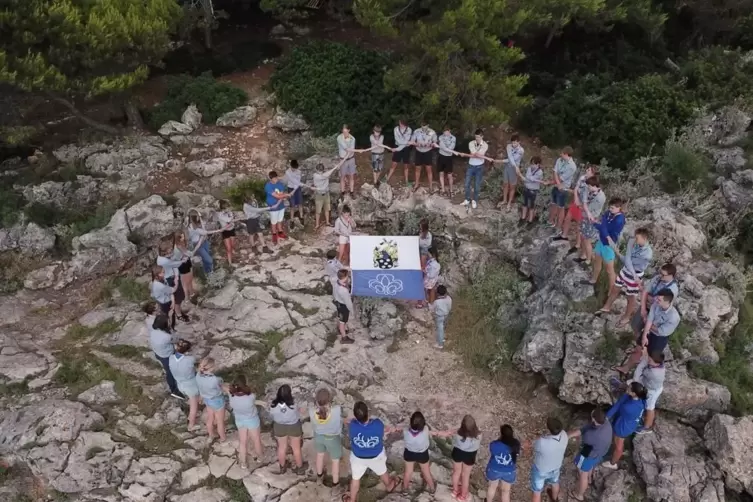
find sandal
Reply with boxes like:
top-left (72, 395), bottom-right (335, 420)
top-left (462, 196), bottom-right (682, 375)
top-left (387, 476), bottom-right (401, 493)
top-left (341, 494), bottom-right (352, 502)
top-left (616, 318), bottom-right (630, 328)
top-left (569, 490), bottom-right (585, 502)
top-left (594, 309), bottom-right (611, 316)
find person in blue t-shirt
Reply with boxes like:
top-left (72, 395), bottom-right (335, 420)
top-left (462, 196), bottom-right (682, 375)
top-left (344, 401), bottom-right (398, 502)
top-left (602, 382), bottom-right (647, 471)
top-left (485, 424), bottom-right (521, 502)
top-left (264, 170), bottom-right (290, 245)
top-left (581, 197), bottom-right (625, 289)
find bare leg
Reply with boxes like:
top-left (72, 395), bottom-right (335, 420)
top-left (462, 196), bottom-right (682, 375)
top-left (583, 239), bottom-right (594, 264)
top-left (414, 165), bottom-right (422, 189)
top-left (575, 469), bottom-right (589, 498)
top-left (216, 408), bottom-right (226, 441)
top-left (349, 478), bottom-right (361, 502)
top-left (404, 164), bottom-right (410, 185)
top-left (520, 206), bottom-right (528, 220)
top-left (448, 174), bottom-right (454, 194)
top-left (249, 427), bottom-right (263, 458)
top-left (460, 464), bottom-right (473, 499)
top-left (605, 261), bottom-right (617, 292)
top-left (181, 272), bottom-right (194, 299)
top-left (486, 480), bottom-right (499, 502)
top-left (427, 166), bottom-right (433, 192)
top-left (451, 463), bottom-right (462, 495)
top-left (500, 481), bottom-right (512, 502)
top-left (316, 452), bottom-right (325, 476)
top-left (550, 482), bottom-right (561, 502)
top-left (338, 321), bottom-right (348, 340)
top-left (591, 255), bottom-right (604, 284)
top-left (601, 284), bottom-right (621, 312)
top-left (528, 209), bottom-right (536, 223)
top-left (439, 172), bottom-right (446, 193)
top-left (556, 207), bottom-right (567, 232)
top-left (561, 210), bottom-right (573, 237)
top-left (386, 162), bottom-right (397, 182)
top-left (188, 396), bottom-right (199, 430)
top-left (277, 436), bottom-right (289, 470)
top-left (331, 457), bottom-right (340, 484)
top-left (238, 427), bottom-right (249, 467)
top-left (403, 461), bottom-right (415, 491)
top-left (223, 238), bottom-right (233, 266)
top-left (548, 203), bottom-right (557, 225)
top-left (338, 243), bottom-right (347, 264)
top-left (620, 295), bottom-right (637, 324)
top-left (340, 174), bottom-right (346, 195)
top-left (349, 174), bottom-right (355, 194)
top-left (290, 436), bottom-right (303, 468)
top-left (644, 409), bottom-right (656, 429)
top-left (418, 462), bottom-right (435, 492)
top-left (532, 490), bottom-right (542, 502)
top-left (205, 407), bottom-right (215, 439)
top-left (609, 436), bottom-right (625, 465)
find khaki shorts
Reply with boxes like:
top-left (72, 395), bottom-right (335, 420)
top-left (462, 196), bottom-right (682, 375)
top-left (273, 421), bottom-right (303, 438)
top-left (314, 433), bottom-right (343, 459)
top-left (315, 192), bottom-right (331, 214)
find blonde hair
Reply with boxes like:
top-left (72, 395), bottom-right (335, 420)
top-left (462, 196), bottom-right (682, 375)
top-left (199, 357), bottom-right (215, 374)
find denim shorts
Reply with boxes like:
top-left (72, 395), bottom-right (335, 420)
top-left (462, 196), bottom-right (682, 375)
top-left (289, 187), bottom-right (303, 206)
top-left (530, 464), bottom-right (561, 492)
top-left (486, 468), bottom-right (516, 484)
top-left (523, 188), bottom-right (538, 209)
top-left (551, 187), bottom-right (568, 208)
top-left (204, 396), bottom-right (226, 411)
top-left (574, 454), bottom-right (601, 473)
top-left (235, 415), bottom-right (260, 430)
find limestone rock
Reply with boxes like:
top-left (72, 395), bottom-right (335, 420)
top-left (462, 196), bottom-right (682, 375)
top-left (182, 104), bottom-right (202, 130)
top-left (186, 158), bottom-right (228, 178)
top-left (206, 344), bottom-right (258, 371)
top-left (77, 380), bottom-right (120, 405)
top-left (180, 465), bottom-right (211, 490)
top-left (51, 431), bottom-right (135, 493)
top-left (268, 107), bottom-right (309, 132)
top-left (216, 106), bottom-right (257, 127)
top-left (168, 487), bottom-right (229, 502)
top-left (159, 120), bottom-right (193, 136)
top-left (704, 414), bottom-right (753, 495)
top-left (661, 366), bottom-right (730, 420)
top-left (0, 348), bottom-right (49, 381)
top-left (124, 194), bottom-right (177, 241)
top-left (18, 222), bottom-right (56, 254)
top-left (83, 136), bottom-right (169, 179)
top-left (119, 456), bottom-right (182, 502)
top-left (24, 264), bottom-right (60, 290)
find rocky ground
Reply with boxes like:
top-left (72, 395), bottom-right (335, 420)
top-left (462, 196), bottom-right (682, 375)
top-left (2, 81), bottom-right (753, 502)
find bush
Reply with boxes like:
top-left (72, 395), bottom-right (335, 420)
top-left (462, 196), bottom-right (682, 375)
top-left (24, 203), bottom-right (117, 253)
top-left (0, 186), bottom-right (23, 228)
top-left (681, 47), bottom-right (753, 108)
top-left (659, 140), bottom-right (711, 193)
top-left (159, 40), bottom-right (282, 77)
top-left (526, 73), bottom-right (697, 169)
top-left (145, 72), bottom-right (248, 129)
top-left (225, 178), bottom-right (267, 209)
top-left (269, 41), bottom-right (417, 142)
top-left (0, 252), bottom-right (43, 295)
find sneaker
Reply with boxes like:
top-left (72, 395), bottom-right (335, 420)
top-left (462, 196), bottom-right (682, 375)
top-left (471, 200), bottom-right (477, 209)
top-left (462, 200), bottom-right (470, 206)
top-left (434, 344), bottom-right (444, 349)
top-left (553, 235), bottom-right (569, 242)
top-left (601, 461), bottom-right (619, 470)
top-left (340, 336), bottom-right (355, 344)
top-left (316, 473), bottom-right (324, 486)
top-left (636, 427), bottom-right (655, 435)
top-left (170, 392), bottom-right (186, 400)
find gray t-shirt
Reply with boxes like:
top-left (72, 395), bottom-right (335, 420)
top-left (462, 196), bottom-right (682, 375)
top-left (270, 402), bottom-right (300, 425)
top-left (149, 328), bottom-right (174, 358)
top-left (533, 431), bottom-right (569, 472)
top-left (433, 296), bottom-right (452, 317)
top-left (169, 354), bottom-right (196, 383)
top-left (313, 172), bottom-right (330, 193)
top-left (150, 280), bottom-right (172, 304)
top-left (580, 422), bottom-right (612, 459)
top-left (453, 434), bottom-right (481, 452)
top-left (196, 373), bottom-right (223, 400)
top-left (230, 394), bottom-right (258, 421)
top-left (310, 405), bottom-right (342, 436)
top-left (404, 426), bottom-right (430, 453)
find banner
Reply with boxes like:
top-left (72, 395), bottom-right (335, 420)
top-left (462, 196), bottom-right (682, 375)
top-left (350, 235), bottom-right (425, 301)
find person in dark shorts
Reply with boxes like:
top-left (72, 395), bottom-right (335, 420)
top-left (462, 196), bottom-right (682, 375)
top-left (216, 200), bottom-right (237, 267)
top-left (269, 384), bottom-right (305, 475)
top-left (243, 195), bottom-right (280, 255)
top-left (567, 408), bottom-right (612, 501)
top-left (435, 125), bottom-right (457, 195)
top-left (451, 415), bottom-right (482, 501)
top-left (394, 411), bottom-right (454, 494)
top-left (519, 156), bottom-right (547, 224)
top-left (411, 120), bottom-right (438, 192)
top-left (485, 424), bottom-right (521, 502)
top-left (386, 119), bottom-right (413, 186)
top-left (155, 241), bottom-right (189, 324)
top-left (172, 231), bottom-right (196, 301)
top-left (284, 159), bottom-right (304, 227)
top-left (332, 269), bottom-right (355, 344)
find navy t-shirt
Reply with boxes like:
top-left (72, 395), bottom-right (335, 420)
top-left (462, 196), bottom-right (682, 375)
top-left (349, 418), bottom-right (384, 458)
top-left (487, 439), bottom-right (520, 474)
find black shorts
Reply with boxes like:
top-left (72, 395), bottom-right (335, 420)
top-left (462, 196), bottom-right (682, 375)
top-left (335, 302), bottom-right (350, 323)
top-left (415, 150), bottom-right (433, 166)
top-left (637, 331), bottom-right (669, 353)
top-left (392, 147), bottom-right (412, 164)
top-left (246, 218), bottom-right (261, 234)
top-left (178, 260), bottom-right (192, 275)
top-left (158, 301), bottom-right (172, 316)
top-left (437, 155), bottom-right (454, 173)
top-left (404, 449), bottom-right (430, 464)
top-left (166, 276), bottom-right (185, 304)
top-left (451, 447), bottom-right (477, 466)
top-left (222, 229), bottom-right (236, 240)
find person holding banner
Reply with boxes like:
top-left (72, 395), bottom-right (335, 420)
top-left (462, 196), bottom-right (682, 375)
top-left (418, 247), bottom-right (441, 308)
top-left (334, 205), bottom-right (356, 265)
top-left (333, 269), bottom-right (355, 344)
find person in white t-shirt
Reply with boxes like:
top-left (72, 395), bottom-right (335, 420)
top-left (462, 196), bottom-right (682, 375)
top-left (385, 119), bottom-right (413, 186)
top-left (459, 129), bottom-right (489, 210)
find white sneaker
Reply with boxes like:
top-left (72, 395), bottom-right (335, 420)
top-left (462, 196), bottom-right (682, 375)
top-left (471, 200), bottom-right (477, 209)
top-left (434, 344), bottom-right (444, 349)
top-left (601, 461), bottom-right (619, 470)
top-left (462, 200), bottom-right (469, 206)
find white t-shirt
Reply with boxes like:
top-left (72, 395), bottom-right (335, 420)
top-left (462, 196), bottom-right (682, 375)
top-left (468, 140), bottom-right (489, 166)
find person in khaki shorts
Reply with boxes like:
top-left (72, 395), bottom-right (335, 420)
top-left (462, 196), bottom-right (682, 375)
top-left (310, 159), bottom-right (345, 230)
top-left (310, 388), bottom-right (344, 489)
top-left (269, 384), bottom-right (306, 474)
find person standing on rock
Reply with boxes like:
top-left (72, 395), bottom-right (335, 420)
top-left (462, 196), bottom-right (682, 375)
top-left (499, 134), bottom-right (525, 213)
top-left (615, 289), bottom-right (679, 375)
top-left (434, 125), bottom-right (457, 195)
top-left (451, 414), bottom-right (482, 502)
top-left (570, 177), bottom-right (606, 267)
top-left (333, 269), bottom-right (356, 344)
top-left (553, 164), bottom-right (598, 251)
top-left (285, 159), bottom-right (304, 228)
top-left (386, 119), bottom-right (413, 187)
top-left (411, 120), bottom-right (438, 192)
top-left (334, 205), bottom-right (356, 266)
top-left (311, 388), bottom-right (344, 488)
top-left (151, 259), bottom-right (188, 326)
top-left (227, 375), bottom-right (263, 469)
top-left (461, 129), bottom-right (489, 210)
top-left (186, 210), bottom-right (215, 275)
top-left (270, 384), bottom-right (306, 475)
top-left (623, 263), bottom-right (678, 330)
top-left (243, 194), bottom-right (281, 255)
top-left (632, 349), bottom-right (666, 433)
top-left (418, 219), bottom-right (433, 269)
top-left (432, 285), bottom-right (452, 349)
top-left (485, 424), bottom-right (522, 502)
top-left (602, 381), bottom-right (648, 470)
top-left (149, 314), bottom-right (184, 400)
top-left (172, 231), bottom-right (196, 302)
top-left (216, 200), bottom-right (239, 267)
top-left (580, 198), bottom-right (625, 289)
top-left (394, 411), bottom-right (454, 494)
top-left (343, 401), bottom-right (399, 502)
top-left (518, 156), bottom-right (547, 225)
top-left (265, 171), bottom-right (291, 246)
top-left (418, 247), bottom-right (440, 309)
top-left (369, 125), bottom-right (393, 186)
top-left (337, 124), bottom-right (372, 199)
top-left (530, 417), bottom-right (569, 502)
top-left (196, 357), bottom-right (227, 443)
top-left (169, 339), bottom-right (199, 430)
top-left (597, 228), bottom-right (653, 316)
top-left (310, 159), bottom-right (346, 230)
top-left (568, 408), bottom-right (612, 502)
top-left (548, 147), bottom-right (577, 232)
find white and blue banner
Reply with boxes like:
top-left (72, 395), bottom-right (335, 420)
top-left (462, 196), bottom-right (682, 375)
top-left (350, 235), bottom-right (425, 301)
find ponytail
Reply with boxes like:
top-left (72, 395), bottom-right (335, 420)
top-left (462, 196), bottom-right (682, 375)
top-left (315, 388), bottom-right (331, 420)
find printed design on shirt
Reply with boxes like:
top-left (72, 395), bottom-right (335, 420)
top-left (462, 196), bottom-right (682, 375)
top-left (373, 238), bottom-right (399, 269)
top-left (353, 433), bottom-right (380, 449)
top-left (494, 452), bottom-right (513, 466)
top-left (368, 274), bottom-right (404, 296)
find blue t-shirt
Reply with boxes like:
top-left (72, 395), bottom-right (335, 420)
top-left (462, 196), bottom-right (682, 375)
top-left (486, 439), bottom-right (520, 475)
top-left (265, 181), bottom-right (286, 207)
top-left (595, 211), bottom-right (626, 246)
top-left (349, 419), bottom-right (384, 458)
top-left (606, 394), bottom-right (646, 438)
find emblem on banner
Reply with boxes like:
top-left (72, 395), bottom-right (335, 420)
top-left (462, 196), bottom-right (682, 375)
top-left (373, 238), bottom-right (399, 269)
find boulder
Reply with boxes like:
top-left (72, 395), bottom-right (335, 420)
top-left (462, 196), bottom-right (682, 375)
top-left (186, 158), bottom-right (228, 178)
top-left (18, 222), bottom-right (56, 254)
top-left (633, 420), bottom-right (725, 502)
top-left (704, 414), bottom-right (753, 496)
top-left (0, 347), bottom-right (49, 381)
top-left (24, 264), bottom-right (60, 290)
top-left (216, 106), bottom-right (257, 127)
top-left (125, 195), bottom-right (178, 240)
top-left (83, 136), bottom-right (169, 179)
top-left (268, 107), bottom-right (310, 132)
top-left (721, 179), bottom-right (753, 212)
top-left (169, 487), bottom-right (229, 502)
top-left (71, 209), bottom-right (137, 275)
top-left (710, 146), bottom-right (747, 174)
top-left (119, 456), bottom-right (182, 502)
top-left (158, 120), bottom-right (193, 136)
top-left (77, 380), bottom-right (120, 405)
top-left (181, 104), bottom-right (202, 130)
top-left (660, 366), bottom-right (730, 420)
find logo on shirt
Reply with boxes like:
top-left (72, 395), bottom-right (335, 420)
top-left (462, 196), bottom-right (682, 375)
top-left (373, 238), bottom-right (399, 269)
top-left (368, 274), bottom-right (404, 296)
top-left (494, 452), bottom-right (513, 466)
top-left (353, 434), bottom-right (380, 449)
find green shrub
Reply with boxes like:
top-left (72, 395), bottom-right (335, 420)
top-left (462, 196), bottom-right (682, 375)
top-left (145, 72), bottom-right (248, 130)
top-left (160, 40), bottom-right (282, 77)
top-left (737, 214), bottom-right (753, 265)
top-left (225, 178), bottom-right (267, 209)
top-left (527, 73), bottom-right (697, 169)
top-left (0, 186), bottom-right (23, 228)
top-left (24, 203), bottom-right (117, 253)
top-left (659, 141), bottom-right (710, 193)
top-left (269, 41), bottom-right (417, 142)
top-left (681, 47), bottom-right (753, 107)
top-left (0, 252), bottom-right (43, 295)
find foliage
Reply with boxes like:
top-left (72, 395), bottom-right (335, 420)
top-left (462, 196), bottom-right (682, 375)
top-left (259, 0), bottom-right (311, 20)
top-left (23, 202), bottom-right (117, 253)
top-left (668, 0), bottom-right (753, 49)
top-left (0, 186), bottom-right (23, 228)
top-left (53, 353), bottom-right (144, 404)
top-left (528, 73), bottom-right (696, 168)
top-left (98, 276), bottom-right (150, 304)
top-left (0, 0), bottom-right (180, 97)
top-left (737, 214), bottom-right (753, 265)
top-left (659, 140), bottom-right (710, 193)
top-left (355, 0), bottom-right (530, 133)
top-left (225, 178), bottom-right (268, 209)
top-left (270, 41), bottom-right (416, 141)
top-left (680, 47), bottom-right (753, 107)
top-left (145, 72), bottom-right (248, 129)
top-left (0, 252), bottom-right (44, 295)
top-left (159, 40), bottom-right (282, 77)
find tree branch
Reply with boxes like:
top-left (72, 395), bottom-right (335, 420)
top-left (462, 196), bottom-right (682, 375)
top-left (389, 0), bottom-right (417, 19)
top-left (48, 94), bottom-right (120, 135)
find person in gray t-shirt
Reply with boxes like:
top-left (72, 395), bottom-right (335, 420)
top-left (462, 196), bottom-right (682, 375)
top-left (226, 375), bottom-right (262, 468)
top-left (568, 408), bottom-right (612, 501)
top-left (169, 339), bottom-right (199, 430)
top-left (531, 417), bottom-right (569, 502)
top-left (396, 411), bottom-right (454, 494)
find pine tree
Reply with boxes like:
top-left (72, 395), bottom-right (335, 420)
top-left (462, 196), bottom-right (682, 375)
top-left (0, 0), bottom-right (181, 132)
